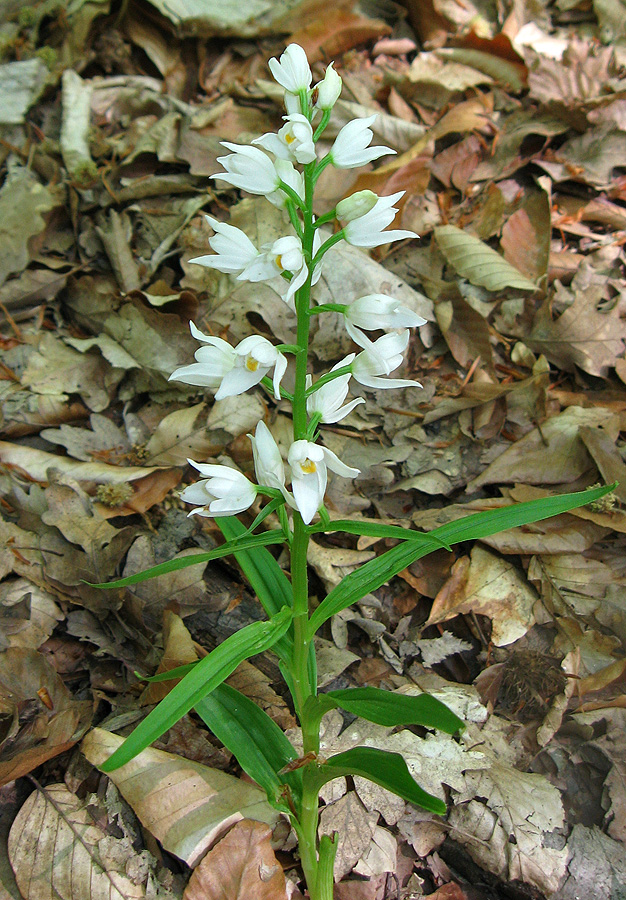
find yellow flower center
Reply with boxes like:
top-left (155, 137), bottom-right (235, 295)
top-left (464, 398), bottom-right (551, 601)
top-left (245, 356), bottom-right (260, 372)
top-left (285, 132), bottom-right (296, 144)
top-left (301, 459), bottom-right (317, 474)
top-left (275, 254), bottom-right (284, 270)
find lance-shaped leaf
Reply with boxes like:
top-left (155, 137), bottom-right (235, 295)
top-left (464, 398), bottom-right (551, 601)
top-left (90, 530), bottom-right (284, 588)
top-left (196, 683), bottom-right (302, 811)
top-left (308, 687), bottom-right (463, 733)
top-left (217, 517), bottom-right (294, 664)
top-left (101, 606), bottom-right (292, 771)
top-left (314, 747), bottom-right (446, 815)
top-left (308, 483), bottom-right (615, 634)
top-left (435, 225), bottom-right (537, 292)
top-left (310, 519), bottom-right (451, 550)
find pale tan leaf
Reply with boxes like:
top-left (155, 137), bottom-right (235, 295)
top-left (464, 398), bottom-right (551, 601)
top-left (183, 820), bottom-right (287, 900)
top-left (467, 406), bottom-right (616, 490)
top-left (144, 403), bottom-right (216, 466)
top-left (8, 783), bottom-right (145, 900)
top-left (434, 226), bottom-right (538, 292)
top-left (319, 792), bottom-right (377, 881)
top-left (81, 728), bottom-right (280, 866)
top-left (0, 440), bottom-right (161, 484)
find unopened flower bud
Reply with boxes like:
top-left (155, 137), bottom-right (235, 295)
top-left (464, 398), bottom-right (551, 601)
top-left (336, 190), bottom-right (378, 223)
top-left (315, 63), bottom-right (342, 110)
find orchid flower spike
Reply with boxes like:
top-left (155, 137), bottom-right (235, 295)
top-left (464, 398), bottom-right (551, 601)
top-left (253, 114), bottom-right (316, 165)
top-left (344, 295), bottom-right (427, 331)
top-left (249, 421), bottom-right (286, 493)
top-left (329, 116), bottom-right (395, 169)
top-left (180, 461), bottom-right (257, 517)
top-left (288, 440), bottom-right (360, 524)
top-left (349, 327), bottom-right (423, 391)
top-left (169, 323), bottom-right (286, 400)
top-left (306, 357), bottom-right (364, 424)
top-left (342, 191), bottom-right (418, 248)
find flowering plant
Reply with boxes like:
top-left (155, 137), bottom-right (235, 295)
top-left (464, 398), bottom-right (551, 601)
top-left (96, 44), bottom-right (613, 899)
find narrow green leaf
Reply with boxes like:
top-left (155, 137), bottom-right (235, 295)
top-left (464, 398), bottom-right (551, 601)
top-left (435, 225), bottom-right (537, 292)
top-left (196, 683), bottom-right (302, 810)
top-left (316, 747), bottom-right (446, 815)
top-left (90, 530), bottom-right (284, 589)
top-left (308, 484), bottom-right (614, 634)
top-left (310, 519), bottom-right (451, 551)
top-left (140, 662), bottom-right (198, 682)
top-left (101, 607), bottom-right (292, 771)
top-left (324, 687), bottom-right (463, 733)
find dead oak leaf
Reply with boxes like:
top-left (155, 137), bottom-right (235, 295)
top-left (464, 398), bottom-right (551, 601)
top-left (524, 292), bottom-right (626, 378)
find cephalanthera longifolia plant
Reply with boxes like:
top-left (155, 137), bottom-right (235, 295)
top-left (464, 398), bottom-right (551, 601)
top-left (96, 45), bottom-right (613, 899)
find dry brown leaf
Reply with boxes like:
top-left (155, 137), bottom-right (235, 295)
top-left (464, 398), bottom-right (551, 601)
top-left (0, 440), bottom-right (161, 484)
top-left (500, 189), bottom-right (551, 283)
top-left (82, 728), bottom-right (279, 866)
top-left (0, 649), bottom-right (92, 786)
top-left (183, 820), bottom-right (287, 900)
top-left (288, 4), bottom-right (390, 61)
top-left (8, 783), bottom-right (146, 900)
top-left (0, 578), bottom-right (63, 651)
top-left (467, 406), bottom-right (615, 490)
top-left (426, 546), bottom-right (538, 646)
top-left (523, 289), bottom-right (626, 378)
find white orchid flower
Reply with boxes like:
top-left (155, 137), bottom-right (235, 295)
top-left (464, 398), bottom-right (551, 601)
top-left (189, 216), bottom-right (268, 280)
top-left (249, 421), bottom-right (286, 492)
top-left (288, 439), bottom-right (360, 525)
top-left (181, 461), bottom-right (257, 517)
top-left (314, 63), bottom-right (342, 110)
top-left (269, 43), bottom-right (312, 94)
top-left (343, 191), bottom-right (418, 248)
top-left (306, 357), bottom-right (364, 423)
top-left (345, 295), bottom-right (427, 331)
top-left (169, 323), bottom-right (236, 390)
top-left (212, 146), bottom-right (304, 209)
top-left (212, 143), bottom-right (282, 195)
top-left (349, 327), bottom-right (423, 391)
top-left (219, 335), bottom-right (287, 401)
top-left (329, 116), bottom-right (395, 169)
top-left (169, 324), bottom-right (286, 400)
top-left (254, 114), bottom-right (316, 165)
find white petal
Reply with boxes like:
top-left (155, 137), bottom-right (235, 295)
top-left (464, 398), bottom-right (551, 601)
top-left (292, 470), bottom-right (326, 524)
top-left (169, 363), bottom-right (223, 388)
top-left (322, 447), bottom-right (360, 478)
top-left (215, 366), bottom-right (266, 400)
top-left (273, 352), bottom-right (288, 399)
